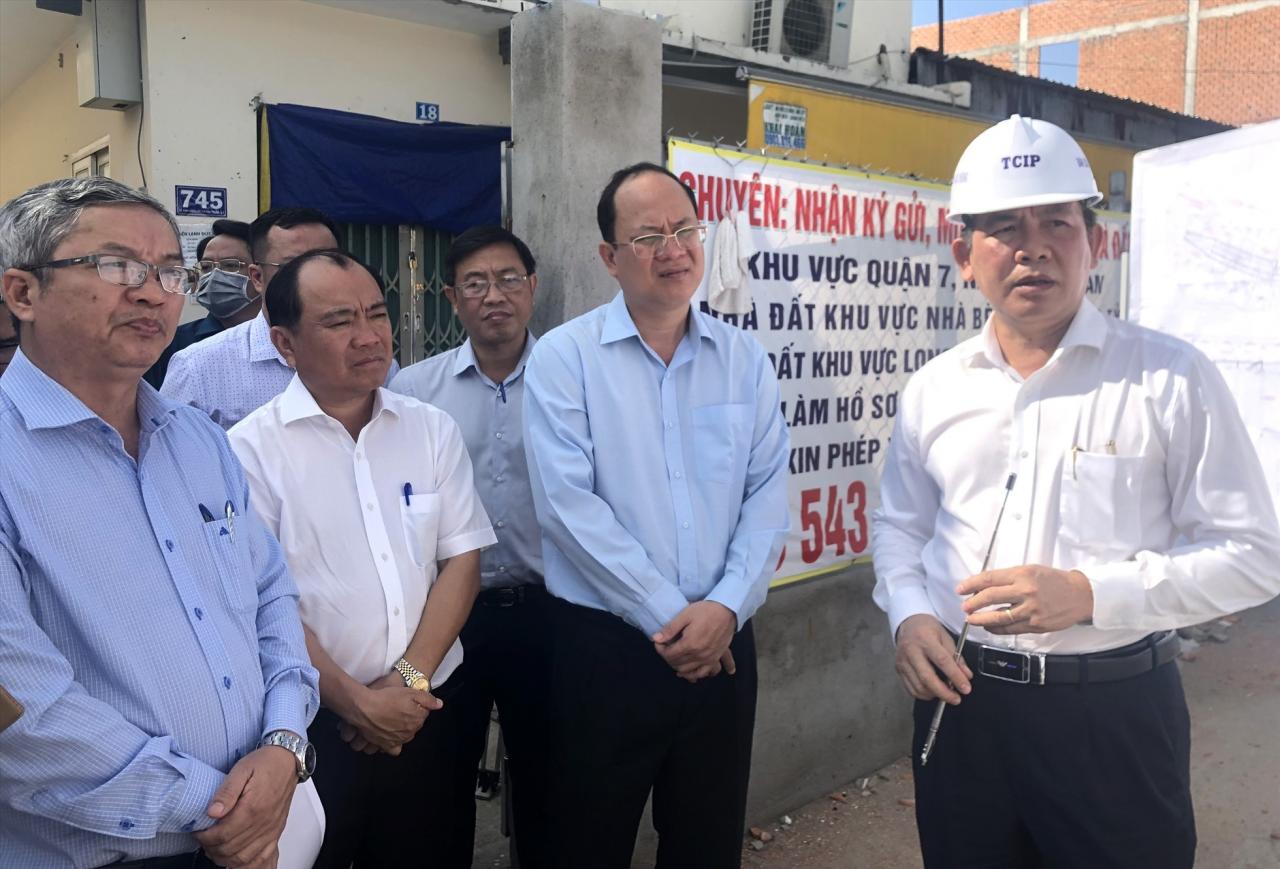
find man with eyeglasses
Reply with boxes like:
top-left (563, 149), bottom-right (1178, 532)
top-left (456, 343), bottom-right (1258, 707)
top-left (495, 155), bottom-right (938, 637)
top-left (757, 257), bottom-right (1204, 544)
top-left (0, 177), bottom-right (319, 868)
top-left (391, 225), bottom-right (552, 869)
top-left (144, 219), bottom-right (256, 389)
top-left (162, 207), bottom-right (399, 430)
top-left (523, 163), bottom-right (790, 869)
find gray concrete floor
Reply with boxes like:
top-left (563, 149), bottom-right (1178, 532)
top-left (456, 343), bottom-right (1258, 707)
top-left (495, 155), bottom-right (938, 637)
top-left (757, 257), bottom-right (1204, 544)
top-left (472, 596), bottom-right (1280, 868)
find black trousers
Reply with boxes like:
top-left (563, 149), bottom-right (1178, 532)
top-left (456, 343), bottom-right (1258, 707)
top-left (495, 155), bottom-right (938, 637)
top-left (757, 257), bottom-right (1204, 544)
top-left (912, 656), bottom-right (1196, 869)
top-left (308, 679), bottom-right (470, 869)
top-left (546, 599), bottom-right (758, 869)
top-left (447, 585), bottom-right (555, 869)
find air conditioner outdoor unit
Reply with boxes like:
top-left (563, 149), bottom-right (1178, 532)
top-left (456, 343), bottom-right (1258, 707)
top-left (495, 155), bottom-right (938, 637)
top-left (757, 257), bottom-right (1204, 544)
top-left (750, 0), bottom-right (853, 67)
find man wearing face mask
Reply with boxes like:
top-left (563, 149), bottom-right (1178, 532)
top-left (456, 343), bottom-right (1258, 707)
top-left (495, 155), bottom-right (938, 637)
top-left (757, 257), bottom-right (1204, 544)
top-left (144, 219), bottom-right (256, 388)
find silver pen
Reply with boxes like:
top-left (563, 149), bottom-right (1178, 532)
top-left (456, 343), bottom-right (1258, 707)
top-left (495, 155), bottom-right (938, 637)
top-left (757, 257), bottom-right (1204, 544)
top-left (225, 500), bottom-right (236, 543)
top-left (919, 472), bottom-right (1017, 767)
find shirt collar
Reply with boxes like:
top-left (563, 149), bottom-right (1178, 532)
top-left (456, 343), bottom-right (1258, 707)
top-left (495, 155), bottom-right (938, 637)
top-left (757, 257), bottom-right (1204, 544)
top-left (1, 348), bottom-right (179, 432)
top-left (599, 292), bottom-right (717, 348)
top-left (451, 331), bottom-right (539, 382)
top-left (278, 373), bottom-right (399, 427)
top-left (249, 311), bottom-right (287, 364)
top-left (968, 298), bottom-right (1107, 369)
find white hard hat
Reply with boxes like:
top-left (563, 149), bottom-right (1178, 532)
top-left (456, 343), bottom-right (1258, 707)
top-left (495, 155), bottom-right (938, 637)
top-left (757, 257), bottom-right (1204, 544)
top-left (946, 114), bottom-right (1102, 224)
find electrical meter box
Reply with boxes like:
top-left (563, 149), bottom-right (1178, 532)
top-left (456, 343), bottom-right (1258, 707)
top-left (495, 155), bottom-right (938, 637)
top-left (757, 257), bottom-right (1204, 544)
top-left (77, 0), bottom-right (141, 110)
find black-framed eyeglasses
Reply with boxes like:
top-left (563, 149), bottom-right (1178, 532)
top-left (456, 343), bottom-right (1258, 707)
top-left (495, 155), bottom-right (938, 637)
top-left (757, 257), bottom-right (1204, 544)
top-left (19, 254), bottom-right (199, 296)
top-left (610, 225), bottom-right (707, 259)
top-left (453, 274), bottom-right (531, 299)
top-left (196, 257), bottom-right (252, 275)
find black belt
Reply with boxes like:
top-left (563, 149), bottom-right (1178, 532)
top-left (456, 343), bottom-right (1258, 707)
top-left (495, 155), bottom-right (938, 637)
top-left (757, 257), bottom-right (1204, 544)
top-left (961, 631), bottom-right (1180, 686)
top-left (477, 583), bottom-right (546, 608)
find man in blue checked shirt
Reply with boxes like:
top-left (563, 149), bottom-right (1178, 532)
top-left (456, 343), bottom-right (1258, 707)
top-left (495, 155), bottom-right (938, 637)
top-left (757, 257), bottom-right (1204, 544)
top-left (0, 177), bottom-right (319, 869)
top-left (524, 163), bottom-right (790, 869)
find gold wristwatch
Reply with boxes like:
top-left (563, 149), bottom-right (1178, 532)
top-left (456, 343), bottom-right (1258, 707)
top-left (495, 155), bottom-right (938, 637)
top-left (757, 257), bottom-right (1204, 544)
top-left (394, 657), bottom-right (431, 692)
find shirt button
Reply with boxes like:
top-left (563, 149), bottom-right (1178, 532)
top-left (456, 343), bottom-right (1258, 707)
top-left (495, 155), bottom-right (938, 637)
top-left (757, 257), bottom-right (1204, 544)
top-left (119, 819), bottom-right (135, 831)
top-left (381, 553), bottom-right (390, 561)
top-left (165, 539), bottom-right (175, 552)
top-left (673, 471), bottom-right (683, 479)
top-left (496, 475), bottom-right (504, 483)
top-left (193, 607), bottom-right (204, 620)
top-left (495, 432), bottom-right (503, 439)
top-left (1014, 512), bottom-right (1024, 520)
top-left (666, 421), bottom-right (674, 430)
top-left (496, 520), bottom-right (505, 528)
top-left (393, 607), bottom-right (400, 616)
top-left (366, 502), bottom-right (374, 511)
top-left (222, 676), bottom-right (232, 689)
top-left (682, 522), bottom-right (690, 529)
top-left (355, 451), bottom-right (364, 461)
top-left (498, 565), bottom-right (507, 572)
top-left (1020, 450), bottom-right (1029, 458)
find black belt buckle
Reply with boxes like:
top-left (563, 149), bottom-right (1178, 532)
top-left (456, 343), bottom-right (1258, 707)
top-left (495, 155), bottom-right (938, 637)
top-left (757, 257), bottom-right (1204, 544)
top-left (979, 646), bottom-right (1034, 684)
top-left (490, 587), bottom-right (520, 607)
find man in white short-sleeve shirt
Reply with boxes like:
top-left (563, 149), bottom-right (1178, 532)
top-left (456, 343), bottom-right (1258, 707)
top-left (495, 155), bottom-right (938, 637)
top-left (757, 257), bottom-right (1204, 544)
top-left (230, 248), bottom-right (494, 869)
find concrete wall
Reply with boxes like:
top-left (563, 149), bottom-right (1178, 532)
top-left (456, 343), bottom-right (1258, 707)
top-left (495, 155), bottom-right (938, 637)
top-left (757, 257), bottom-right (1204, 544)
top-left (141, 0), bottom-right (512, 225)
top-left (0, 30), bottom-right (143, 202)
top-left (749, 564), bottom-right (910, 821)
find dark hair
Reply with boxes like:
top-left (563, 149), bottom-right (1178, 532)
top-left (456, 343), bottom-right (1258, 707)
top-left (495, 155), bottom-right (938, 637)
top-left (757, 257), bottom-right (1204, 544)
top-left (960, 201), bottom-right (1097, 240)
top-left (266, 248), bottom-right (379, 331)
top-left (249, 207), bottom-right (341, 262)
top-left (444, 225), bottom-right (537, 286)
top-left (596, 162), bottom-right (697, 243)
top-left (194, 218), bottom-right (251, 261)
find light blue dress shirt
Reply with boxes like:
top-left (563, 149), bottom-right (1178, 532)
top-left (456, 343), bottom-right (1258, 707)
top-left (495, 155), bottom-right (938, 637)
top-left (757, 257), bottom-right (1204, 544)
top-left (0, 350), bottom-right (319, 868)
top-left (523, 293), bottom-right (790, 638)
top-left (162, 311), bottom-right (398, 430)
top-left (391, 333), bottom-right (542, 590)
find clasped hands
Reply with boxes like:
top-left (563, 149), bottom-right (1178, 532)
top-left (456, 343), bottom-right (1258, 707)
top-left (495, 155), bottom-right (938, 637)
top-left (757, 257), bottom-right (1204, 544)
top-left (337, 671), bottom-right (441, 756)
top-left (653, 600), bottom-right (738, 683)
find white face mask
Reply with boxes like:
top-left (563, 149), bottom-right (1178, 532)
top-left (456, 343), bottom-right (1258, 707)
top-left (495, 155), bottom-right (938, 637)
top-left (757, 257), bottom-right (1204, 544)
top-left (195, 268), bottom-right (255, 319)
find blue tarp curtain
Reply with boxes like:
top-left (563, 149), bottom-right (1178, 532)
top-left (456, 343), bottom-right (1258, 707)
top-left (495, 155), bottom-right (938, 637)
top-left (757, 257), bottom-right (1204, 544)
top-left (262, 103), bottom-right (510, 232)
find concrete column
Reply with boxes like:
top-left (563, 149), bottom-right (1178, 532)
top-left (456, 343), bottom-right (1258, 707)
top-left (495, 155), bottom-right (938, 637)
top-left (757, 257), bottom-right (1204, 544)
top-left (510, 1), bottom-right (663, 335)
top-left (1016, 6), bottom-right (1029, 75)
top-left (1184, 0), bottom-right (1200, 116)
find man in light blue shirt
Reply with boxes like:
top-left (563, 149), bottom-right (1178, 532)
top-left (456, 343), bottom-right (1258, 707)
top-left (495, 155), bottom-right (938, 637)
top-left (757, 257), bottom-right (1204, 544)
top-left (0, 178), bottom-right (319, 869)
top-left (523, 163), bottom-right (790, 869)
top-left (161, 207), bottom-right (397, 430)
top-left (391, 225), bottom-right (551, 868)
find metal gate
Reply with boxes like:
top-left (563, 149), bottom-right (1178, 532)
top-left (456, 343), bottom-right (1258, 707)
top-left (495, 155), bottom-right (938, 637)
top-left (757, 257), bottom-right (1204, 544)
top-left (337, 222), bottom-right (465, 367)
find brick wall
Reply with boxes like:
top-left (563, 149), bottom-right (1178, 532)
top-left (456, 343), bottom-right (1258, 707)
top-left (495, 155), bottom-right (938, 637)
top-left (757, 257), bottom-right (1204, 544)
top-left (910, 0), bottom-right (1280, 125)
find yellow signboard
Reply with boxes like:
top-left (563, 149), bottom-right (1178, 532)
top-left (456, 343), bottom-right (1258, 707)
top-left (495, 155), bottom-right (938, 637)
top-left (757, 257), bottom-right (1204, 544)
top-left (746, 77), bottom-right (1136, 205)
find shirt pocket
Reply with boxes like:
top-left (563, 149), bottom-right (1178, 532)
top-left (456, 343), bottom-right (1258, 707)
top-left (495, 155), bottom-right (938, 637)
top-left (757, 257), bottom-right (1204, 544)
top-left (401, 492), bottom-right (442, 568)
top-left (1056, 452), bottom-right (1144, 565)
top-left (202, 517), bottom-right (258, 614)
top-left (692, 403), bottom-right (753, 484)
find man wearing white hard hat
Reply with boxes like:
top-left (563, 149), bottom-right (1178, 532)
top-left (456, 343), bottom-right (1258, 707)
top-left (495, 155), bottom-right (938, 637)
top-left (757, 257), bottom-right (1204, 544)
top-left (872, 115), bottom-right (1280, 867)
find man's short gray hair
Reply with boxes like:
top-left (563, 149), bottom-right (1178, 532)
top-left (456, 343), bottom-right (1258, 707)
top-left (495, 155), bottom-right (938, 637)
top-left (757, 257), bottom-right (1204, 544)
top-left (0, 176), bottom-right (179, 275)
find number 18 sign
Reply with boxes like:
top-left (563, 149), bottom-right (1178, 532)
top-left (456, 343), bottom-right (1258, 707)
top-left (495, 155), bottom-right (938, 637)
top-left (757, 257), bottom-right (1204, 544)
top-left (175, 185), bottom-right (228, 218)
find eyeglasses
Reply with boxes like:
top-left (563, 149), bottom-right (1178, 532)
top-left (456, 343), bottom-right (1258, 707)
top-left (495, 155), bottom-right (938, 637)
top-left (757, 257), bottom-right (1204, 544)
top-left (453, 274), bottom-right (531, 299)
top-left (196, 258), bottom-right (252, 275)
top-left (611, 225), bottom-right (706, 259)
top-left (20, 254), bottom-right (199, 296)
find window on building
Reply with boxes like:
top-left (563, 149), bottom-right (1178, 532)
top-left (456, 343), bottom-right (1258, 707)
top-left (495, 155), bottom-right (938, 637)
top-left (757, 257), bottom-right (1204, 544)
top-left (1039, 40), bottom-right (1079, 87)
top-left (71, 143), bottom-right (110, 180)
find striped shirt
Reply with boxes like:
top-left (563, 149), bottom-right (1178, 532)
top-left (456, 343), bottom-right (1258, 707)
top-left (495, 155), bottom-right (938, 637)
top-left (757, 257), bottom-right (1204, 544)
top-left (0, 350), bottom-right (318, 868)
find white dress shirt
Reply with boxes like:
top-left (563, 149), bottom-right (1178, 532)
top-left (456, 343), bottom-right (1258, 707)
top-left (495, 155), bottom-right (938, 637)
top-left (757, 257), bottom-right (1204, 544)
top-left (872, 299), bottom-right (1280, 655)
top-left (229, 376), bottom-right (496, 686)
top-left (163, 312), bottom-right (399, 431)
top-left (390, 333), bottom-right (542, 590)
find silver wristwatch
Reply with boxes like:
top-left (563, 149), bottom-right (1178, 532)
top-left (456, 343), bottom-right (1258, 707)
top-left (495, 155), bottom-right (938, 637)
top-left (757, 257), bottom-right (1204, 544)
top-left (259, 729), bottom-right (316, 783)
